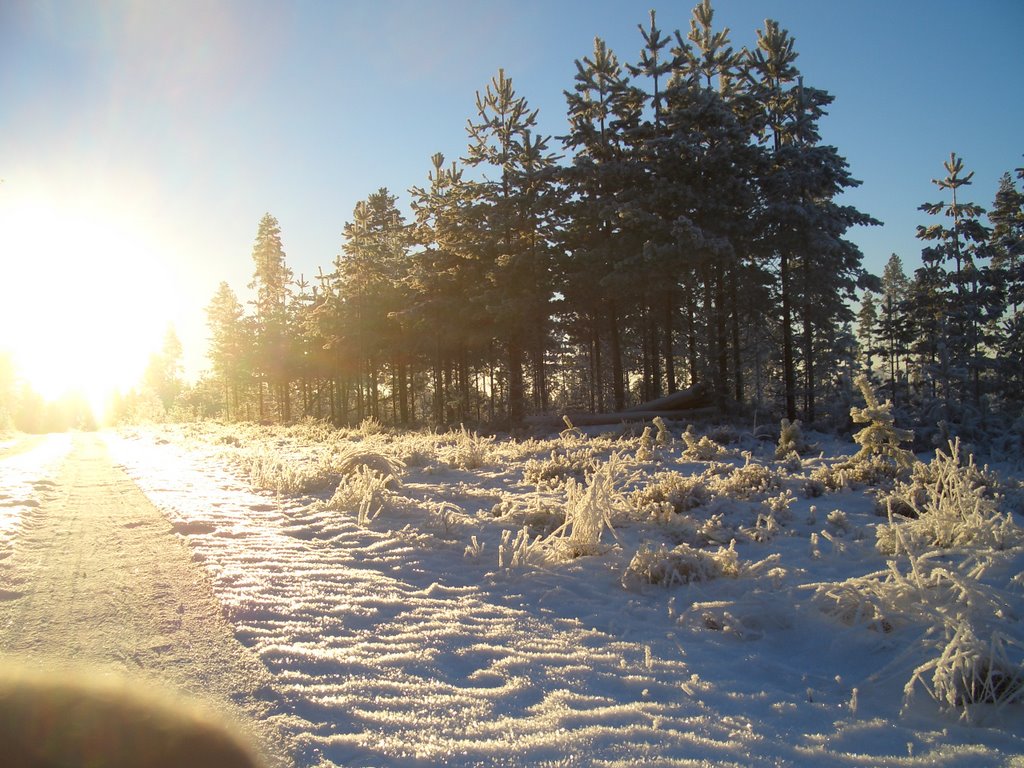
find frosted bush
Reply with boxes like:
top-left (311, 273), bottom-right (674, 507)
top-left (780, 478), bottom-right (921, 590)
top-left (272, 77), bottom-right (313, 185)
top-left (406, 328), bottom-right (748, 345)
top-left (652, 416), bottom-right (673, 445)
top-left (326, 465), bottom-right (396, 525)
top-left (630, 471), bottom-right (711, 517)
top-left (710, 460), bottom-right (780, 500)
top-left (234, 446), bottom-right (337, 495)
top-left (333, 443), bottom-right (405, 478)
top-left (445, 426), bottom-right (494, 470)
top-left (876, 440), bottom-right (1023, 556)
top-left (621, 541), bottom-right (740, 590)
top-left (357, 416), bottom-right (384, 437)
top-left (906, 624), bottom-right (1024, 716)
top-left (491, 496), bottom-right (565, 538)
top-left (522, 447), bottom-right (596, 489)
top-left (851, 374), bottom-right (916, 469)
top-left (681, 425), bottom-right (724, 461)
top-left (540, 452), bottom-right (627, 561)
top-left (775, 418), bottom-right (811, 460)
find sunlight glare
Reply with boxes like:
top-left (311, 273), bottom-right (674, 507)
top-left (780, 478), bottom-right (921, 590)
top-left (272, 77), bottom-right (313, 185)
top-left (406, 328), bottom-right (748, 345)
top-left (0, 193), bottom-right (174, 422)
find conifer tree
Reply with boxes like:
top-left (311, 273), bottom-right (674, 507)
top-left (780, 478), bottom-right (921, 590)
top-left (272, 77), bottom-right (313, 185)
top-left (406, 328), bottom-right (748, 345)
top-left (917, 153), bottom-right (994, 406)
top-left (989, 166), bottom-right (1024, 401)
top-left (464, 69), bottom-right (559, 424)
top-left (335, 188), bottom-right (412, 423)
top-left (248, 213), bottom-right (293, 421)
top-left (561, 36), bottom-right (638, 411)
top-left (857, 290), bottom-right (878, 376)
top-left (205, 281), bottom-right (250, 420)
top-left (878, 254), bottom-right (912, 405)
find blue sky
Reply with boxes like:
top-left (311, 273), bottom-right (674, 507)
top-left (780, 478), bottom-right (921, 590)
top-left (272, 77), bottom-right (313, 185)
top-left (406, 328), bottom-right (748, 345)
top-left (1, 0), bottom-right (1022, 385)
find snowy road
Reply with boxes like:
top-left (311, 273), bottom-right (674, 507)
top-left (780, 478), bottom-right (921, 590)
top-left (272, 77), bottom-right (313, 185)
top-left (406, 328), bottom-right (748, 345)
top-left (0, 433), bottom-right (289, 766)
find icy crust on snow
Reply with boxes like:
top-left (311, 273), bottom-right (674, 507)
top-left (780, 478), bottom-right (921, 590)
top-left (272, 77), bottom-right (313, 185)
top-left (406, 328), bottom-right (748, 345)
top-left (0, 434), bottom-right (70, 578)
top-left (107, 425), bottom-right (1024, 767)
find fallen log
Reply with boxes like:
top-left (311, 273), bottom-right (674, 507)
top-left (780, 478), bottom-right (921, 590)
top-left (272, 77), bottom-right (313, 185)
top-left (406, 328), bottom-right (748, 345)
top-left (621, 383), bottom-right (708, 413)
top-left (526, 407), bottom-right (717, 428)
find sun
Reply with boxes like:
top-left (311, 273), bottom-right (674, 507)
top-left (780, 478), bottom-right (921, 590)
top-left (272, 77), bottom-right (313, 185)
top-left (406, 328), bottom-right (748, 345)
top-left (0, 192), bottom-right (174, 424)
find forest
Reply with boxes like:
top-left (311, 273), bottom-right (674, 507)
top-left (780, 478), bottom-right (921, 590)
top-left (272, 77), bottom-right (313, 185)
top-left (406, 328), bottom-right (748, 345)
top-left (13, 2), bottom-right (1023, 443)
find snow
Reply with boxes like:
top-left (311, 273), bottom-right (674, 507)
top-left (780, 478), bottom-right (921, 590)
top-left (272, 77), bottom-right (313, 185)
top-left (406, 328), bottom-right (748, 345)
top-left (92, 422), bottom-right (1024, 767)
top-left (0, 435), bottom-right (71, 578)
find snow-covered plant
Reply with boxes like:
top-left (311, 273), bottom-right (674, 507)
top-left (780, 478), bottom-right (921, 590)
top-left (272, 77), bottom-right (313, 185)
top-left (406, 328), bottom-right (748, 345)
top-left (652, 416), bottom-right (672, 446)
top-left (497, 527), bottom-right (545, 569)
top-left (542, 451), bottom-right (626, 560)
top-left (327, 465), bottom-right (395, 525)
top-left (333, 444), bottom-right (405, 478)
top-left (621, 541), bottom-right (741, 590)
top-left (522, 447), bottom-right (596, 489)
top-left (826, 509), bottom-right (852, 534)
top-left (876, 440), bottom-right (1022, 555)
top-left (235, 446), bottom-right (337, 495)
top-left (446, 425), bottom-right (494, 469)
top-left (906, 624), bottom-right (1024, 717)
top-left (491, 496), bottom-right (565, 538)
top-left (681, 425), bottom-right (723, 461)
top-left (357, 416), bottom-right (384, 437)
top-left (559, 415), bottom-right (585, 442)
top-left (635, 426), bottom-right (656, 462)
top-left (630, 471), bottom-right (711, 517)
top-left (710, 460), bottom-right (780, 500)
top-left (775, 418), bottom-right (811, 460)
top-left (850, 374), bottom-right (916, 469)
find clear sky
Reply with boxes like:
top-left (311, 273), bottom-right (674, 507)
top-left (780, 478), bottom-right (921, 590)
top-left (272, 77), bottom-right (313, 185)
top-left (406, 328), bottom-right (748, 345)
top-left (1, 0), bottom-right (1021, 397)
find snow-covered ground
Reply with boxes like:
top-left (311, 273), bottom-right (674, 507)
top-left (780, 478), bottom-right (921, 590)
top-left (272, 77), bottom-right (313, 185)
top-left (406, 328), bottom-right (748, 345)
top-left (0, 434), bottom-right (71, 591)
top-left (101, 421), bottom-right (1022, 767)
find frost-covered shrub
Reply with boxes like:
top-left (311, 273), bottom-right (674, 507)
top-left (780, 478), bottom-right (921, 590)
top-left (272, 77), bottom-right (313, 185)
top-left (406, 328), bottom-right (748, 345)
top-left (357, 416), bottom-right (384, 438)
top-left (652, 416), bottom-right (673, 445)
top-left (809, 455), bottom-right (902, 492)
top-left (710, 460), bottom-right (780, 500)
top-left (876, 440), bottom-right (1023, 556)
top-left (850, 375), bottom-right (916, 469)
top-left (445, 426), bottom-right (494, 470)
top-left (630, 472), bottom-right (711, 516)
top-left (775, 419), bottom-right (811, 460)
top-left (522, 447), bottom-right (596, 489)
top-left (681, 425), bottom-right (724, 461)
top-left (333, 444), bottom-right (405, 478)
top-left (540, 452), bottom-right (627, 561)
top-left (621, 542), bottom-right (740, 590)
top-left (491, 496), bottom-right (565, 538)
top-left (906, 624), bottom-right (1024, 715)
top-left (234, 446), bottom-right (337, 495)
top-left (326, 465), bottom-right (396, 525)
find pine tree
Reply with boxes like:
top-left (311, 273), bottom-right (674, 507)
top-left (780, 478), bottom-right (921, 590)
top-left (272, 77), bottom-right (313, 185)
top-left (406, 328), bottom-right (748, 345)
top-left (917, 153), bottom-right (994, 406)
top-left (205, 281), bottom-right (251, 420)
top-left (248, 213), bottom-right (293, 421)
top-left (464, 68), bottom-right (559, 424)
top-left (857, 290), bottom-right (878, 376)
top-left (989, 166), bottom-right (1024, 401)
top-left (747, 19), bottom-right (878, 422)
top-left (560, 36), bottom-right (640, 411)
top-left (878, 254), bottom-right (912, 405)
top-left (335, 188), bottom-right (412, 424)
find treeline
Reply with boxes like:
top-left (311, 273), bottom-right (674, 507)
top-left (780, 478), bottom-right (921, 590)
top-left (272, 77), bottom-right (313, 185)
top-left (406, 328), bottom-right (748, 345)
top-left (857, 156), bottom-right (1024, 445)
top-left (194, 2), bottom-right (1021, 435)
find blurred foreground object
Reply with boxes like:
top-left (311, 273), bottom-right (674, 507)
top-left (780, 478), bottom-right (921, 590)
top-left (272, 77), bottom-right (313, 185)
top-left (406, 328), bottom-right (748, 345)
top-left (0, 666), bottom-right (263, 768)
